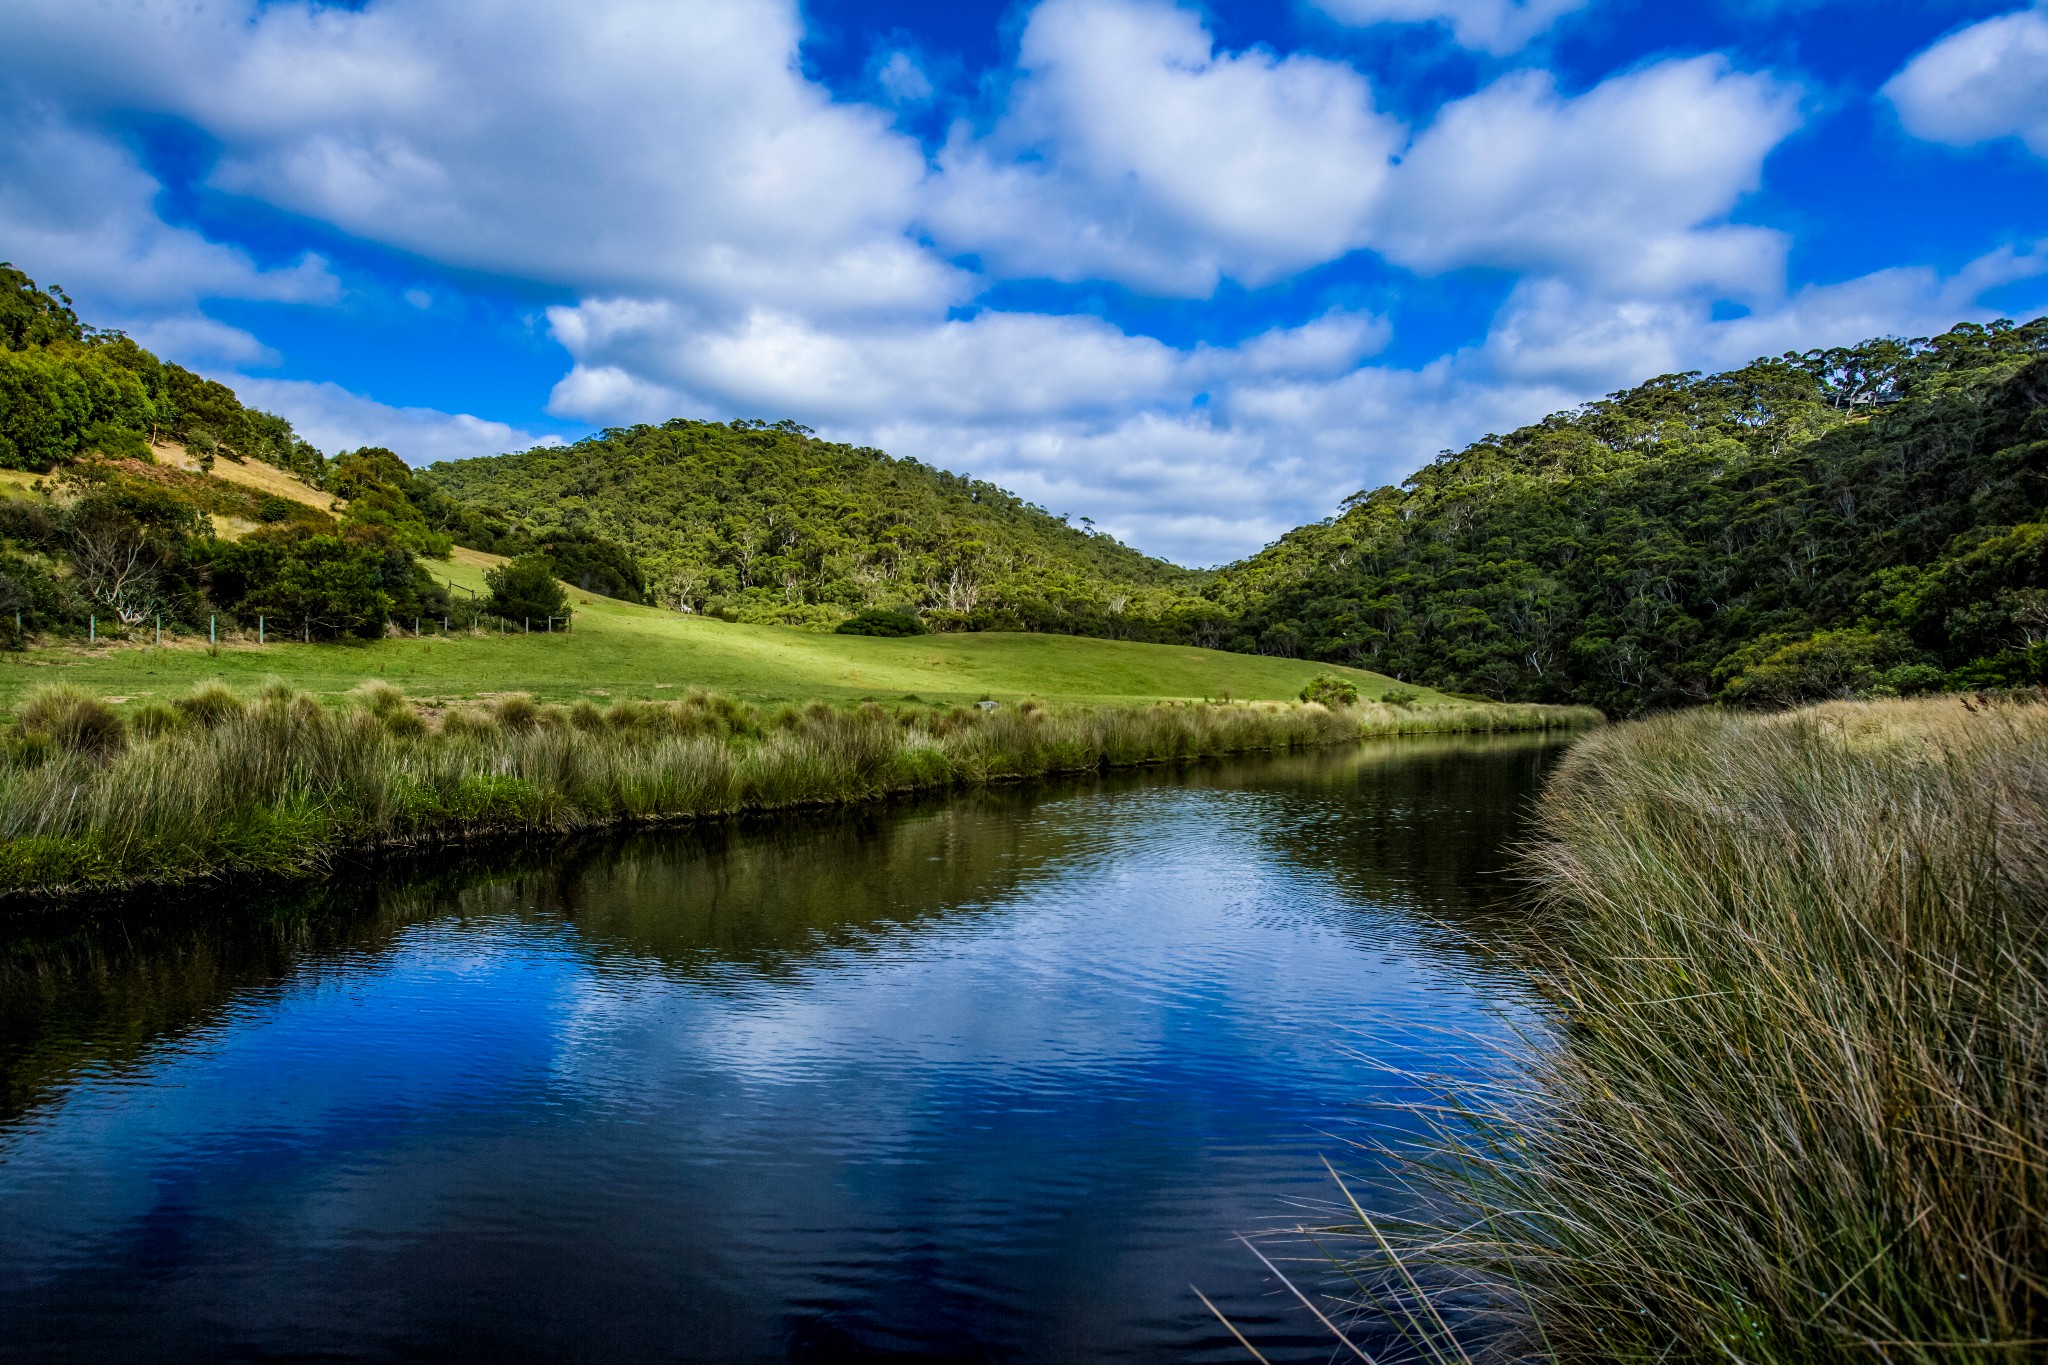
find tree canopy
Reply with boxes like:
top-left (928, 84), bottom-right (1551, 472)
top-left (1208, 318), bottom-right (2048, 712)
top-left (421, 419), bottom-right (1215, 639)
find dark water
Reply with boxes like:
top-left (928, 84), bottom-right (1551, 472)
top-left (0, 735), bottom-right (1567, 1364)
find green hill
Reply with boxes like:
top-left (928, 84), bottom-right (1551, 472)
top-left (422, 422), bottom-right (1222, 640)
top-left (1209, 318), bottom-right (2048, 713)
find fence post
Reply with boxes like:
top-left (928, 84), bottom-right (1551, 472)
top-left (525, 617), bottom-right (530, 634)
top-left (89, 616), bottom-right (95, 643)
top-left (155, 614), bottom-right (161, 646)
top-left (210, 615), bottom-right (216, 645)
top-left (259, 615), bottom-right (265, 645)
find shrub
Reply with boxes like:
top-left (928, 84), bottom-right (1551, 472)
top-left (835, 607), bottom-right (928, 637)
top-left (1298, 673), bottom-right (1359, 706)
top-left (484, 553), bottom-right (569, 625)
top-left (1378, 686), bottom-right (1420, 708)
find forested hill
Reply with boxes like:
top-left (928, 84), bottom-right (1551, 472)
top-left (1208, 318), bottom-right (2048, 714)
top-left (423, 422), bottom-right (1220, 638)
top-left (0, 264), bottom-right (321, 481)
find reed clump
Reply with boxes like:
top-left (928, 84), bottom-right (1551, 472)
top-left (1330, 695), bottom-right (2048, 1363)
top-left (0, 683), bottom-right (1594, 897)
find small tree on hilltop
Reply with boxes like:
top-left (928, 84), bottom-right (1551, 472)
top-left (485, 553), bottom-right (569, 624)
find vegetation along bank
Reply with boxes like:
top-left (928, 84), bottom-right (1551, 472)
top-left (0, 682), bottom-right (1596, 899)
top-left (1325, 693), bottom-right (2045, 1362)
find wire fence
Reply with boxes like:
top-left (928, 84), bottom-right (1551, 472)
top-left (57, 610), bottom-right (574, 648)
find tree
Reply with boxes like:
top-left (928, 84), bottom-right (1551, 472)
top-left (206, 520), bottom-right (440, 640)
top-left (485, 553), bottom-right (568, 623)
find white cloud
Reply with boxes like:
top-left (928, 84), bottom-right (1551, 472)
top-left (875, 51), bottom-right (937, 106)
top-left (1883, 6), bottom-right (2048, 157)
top-left (1379, 58), bottom-right (1801, 299)
top-left (925, 0), bottom-right (1402, 293)
top-left (227, 377), bottom-right (561, 464)
top-left (0, 101), bottom-right (336, 346)
top-left (1472, 240), bottom-right (2048, 393)
top-left (1310, 0), bottom-right (1590, 53)
top-left (0, 0), bottom-right (955, 321)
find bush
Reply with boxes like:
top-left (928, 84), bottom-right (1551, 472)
top-left (483, 553), bottom-right (569, 624)
top-left (1378, 686), bottom-right (1420, 708)
top-left (1298, 673), bottom-right (1359, 706)
top-left (836, 607), bottom-right (928, 637)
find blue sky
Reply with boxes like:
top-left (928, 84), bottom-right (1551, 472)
top-left (1, 0), bottom-right (2044, 564)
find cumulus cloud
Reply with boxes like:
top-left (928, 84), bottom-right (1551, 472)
top-left (0, 101), bottom-right (336, 348)
top-left (924, 22), bottom-right (1803, 303)
top-left (0, 0), bottom-right (955, 320)
top-left (1883, 5), bottom-right (2048, 157)
top-left (1310, 0), bottom-right (1591, 53)
top-left (228, 377), bottom-right (562, 464)
top-left (1379, 58), bottom-right (1801, 299)
top-left (925, 0), bottom-right (1402, 293)
top-left (544, 300), bottom-right (1387, 429)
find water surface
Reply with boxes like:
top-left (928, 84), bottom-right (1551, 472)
top-left (0, 735), bottom-right (1566, 1362)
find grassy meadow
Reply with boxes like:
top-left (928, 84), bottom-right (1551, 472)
top-left (1315, 694), bottom-right (2046, 1363)
top-left (0, 547), bottom-right (1448, 716)
top-left (0, 679), bottom-right (1594, 897)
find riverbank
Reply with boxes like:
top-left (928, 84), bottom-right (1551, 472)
top-left (1342, 694), bottom-right (2046, 1361)
top-left (0, 682), bottom-right (1598, 899)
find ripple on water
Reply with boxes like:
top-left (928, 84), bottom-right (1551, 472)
top-left (0, 736), bottom-right (1570, 1363)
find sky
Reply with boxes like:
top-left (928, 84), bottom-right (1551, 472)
top-left (1, 0), bottom-right (2044, 566)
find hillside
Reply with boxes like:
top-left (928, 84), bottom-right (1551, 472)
top-left (0, 541), bottom-right (1431, 713)
top-left (1210, 318), bottom-right (2048, 714)
top-left (422, 422), bottom-right (1221, 639)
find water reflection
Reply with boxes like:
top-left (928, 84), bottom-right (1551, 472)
top-left (0, 734), bottom-right (1571, 1363)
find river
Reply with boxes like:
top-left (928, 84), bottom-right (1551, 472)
top-left (0, 733), bottom-right (1568, 1363)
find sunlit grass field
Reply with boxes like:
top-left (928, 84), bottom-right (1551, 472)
top-left (0, 548), bottom-right (1449, 714)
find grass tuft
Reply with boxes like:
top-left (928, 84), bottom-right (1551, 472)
top-left (15, 685), bottom-right (128, 759)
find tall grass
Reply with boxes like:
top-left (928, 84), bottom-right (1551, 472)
top-left (0, 682), bottom-right (1595, 897)
top-left (1301, 695), bottom-right (2047, 1363)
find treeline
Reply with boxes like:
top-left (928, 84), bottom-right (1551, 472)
top-left (0, 449), bottom-right (455, 645)
top-left (421, 419), bottom-right (1223, 640)
top-left (1209, 318), bottom-right (2048, 713)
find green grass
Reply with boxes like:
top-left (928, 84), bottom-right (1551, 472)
top-left (1301, 695), bottom-right (2047, 1363)
top-left (1, 551), bottom-right (1449, 714)
top-left (0, 680), bottom-right (1595, 897)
